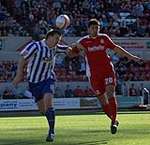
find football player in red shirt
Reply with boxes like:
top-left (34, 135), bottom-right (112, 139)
top-left (68, 19), bottom-right (143, 134)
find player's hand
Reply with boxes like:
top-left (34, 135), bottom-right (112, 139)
top-left (71, 43), bottom-right (85, 50)
top-left (66, 47), bottom-right (73, 57)
top-left (66, 45), bottom-right (80, 57)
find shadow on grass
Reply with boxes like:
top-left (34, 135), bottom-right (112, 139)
top-left (0, 139), bottom-right (44, 145)
top-left (73, 140), bottom-right (108, 145)
top-left (118, 128), bottom-right (150, 135)
top-left (53, 139), bottom-right (109, 145)
top-left (83, 129), bottom-right (108, 133)
top-left (0, 140), bottom-right (109, 145)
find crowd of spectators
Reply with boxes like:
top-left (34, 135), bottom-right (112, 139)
top-left (0, 0), bottom-right (150, 38)
top-left (54, 84), bottom-right (95, 98)
top-left (2, 87), bottom-right (15, 99)
top-left (0, 0), bottom-right (150, 99)
top-left (114, 57), bottom-right (150, 81)
top-left (0, 60), bottom-right (17, 82)
top-left (0, 56), bottom-right (150, 83)
top-left (0, 1), bottom-right (28, 36)
top-left (1, 56), bottom-right (150, 98)
top-left (0, 84), bottom-right (95, 99)
top-left (1, 81), bottom-right (149, 100)
top-left (123, 82), bottom-right (148, 97)
top-left (55, 54), bottom-right (87, 81)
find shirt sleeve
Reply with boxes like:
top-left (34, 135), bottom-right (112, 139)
top-left (104, 34), bottom-right (117, 50)
top-left (77, 38), bottom-right (84, 47)
top-left (56, 44), bottom-right (68, 53)
top-left (20, 42), bottom-right (37, 60)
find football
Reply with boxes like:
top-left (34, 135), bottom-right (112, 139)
top-left (55, 14), bottom-right (70, 29)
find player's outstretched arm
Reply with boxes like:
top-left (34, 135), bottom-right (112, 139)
top-left (12, 57), bottom-right (27, 86)
top-left (113, 45), bottom-right (143, 63)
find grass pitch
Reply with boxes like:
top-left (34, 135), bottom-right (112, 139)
top-left (0, 112), bottom-right (150, 145)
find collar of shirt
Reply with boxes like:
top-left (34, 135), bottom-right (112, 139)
top-left (41, 39), bottom-right (49, 48)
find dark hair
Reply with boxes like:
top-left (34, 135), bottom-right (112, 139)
top-left (45, 29), bottom-right (62, 39)
top-left (88, 19), bottom-right (100, 27)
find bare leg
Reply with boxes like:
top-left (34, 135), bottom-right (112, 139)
top-left (44, 93), bottom-right (53, 111)
top-left (37, 98), bottom-right (45, 114)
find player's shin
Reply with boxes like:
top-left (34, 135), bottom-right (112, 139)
top-left (108, 96), bottom-right (117, 123)
top-left (45, 107), bottom-right (55, 134)
top-left (102, 104), bottom-right (113, 120)
top-left (97, 94), bottom-right (112, 120)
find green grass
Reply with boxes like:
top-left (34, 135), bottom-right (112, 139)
top-left (0, 112), bottom-right (150, 145)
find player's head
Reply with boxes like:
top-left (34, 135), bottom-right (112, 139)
top-left (88, 19), bottom-right (100, 37)
top-left (45, 29), bottom-right (62, 48)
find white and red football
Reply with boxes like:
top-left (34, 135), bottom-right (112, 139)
top-left (55, 14), bottom-right (70, 29)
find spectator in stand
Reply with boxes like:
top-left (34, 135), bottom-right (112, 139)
top-left (145, 72), bottom-right (150, 81)
top-left (73, 85), bottom-right (84, 97)
top-left (84, 86), bottom-right (95, 97)
top-left (77, 56), bottom-right (86, 75)
top-left (129, 83), bottom-right (138, 96)
top-left (132, 1), bottom-right (144, 17)
top-left (137, 83), bottom-right (144, 96)
top-left (54, 86), bottom-right (64, 98)
top-left (64, 55), bottom-right (71, 74)
top-left (0, 1), bottom-right (150, 83)
top-left (10, 60), bottom-right (17, 78)
top-left (122, 82), bottom-right (129, 96)
top-left (1, 0), bottom-right (150, 37)
top-left (64, 84), bottom-right (74, 98)
top-left (71, 56), bottom-right (81, 74)
top-left (116, 80), bottom-right (122, 95)
top-left (3, 87), bottom-right (15, 99)
top-left (0, 60), bottom-right (18, 82)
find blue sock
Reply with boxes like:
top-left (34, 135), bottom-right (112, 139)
top-left (45, 107), bottom-right (55, 134)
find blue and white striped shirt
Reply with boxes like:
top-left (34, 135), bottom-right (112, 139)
top-left (20, 39), bottom-right (67, 83)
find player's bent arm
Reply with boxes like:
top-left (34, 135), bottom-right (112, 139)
top-left (76, 43), bottom-right (85, 50)
top-left (67, 43), bottom-right (85, 58)
top-left (113, 45), bottom-right (143, 62)
top-left (12, 57), bottom-right (27, 86)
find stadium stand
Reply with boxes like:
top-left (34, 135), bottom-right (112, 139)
top-left (0, 57), bottom-right (150, 83)
top-left (0, 0), bottom-right (150, 105)
top-left (0, 0), bottom-right (150, 38)
top-left (0, 56), bottom-right (150, 98)
top-left (0, 60), bottom-right (17, 82)
top-left (0, 1), bottom-right (28, 36)
top-left (114, 57), bottom-right (150, 81)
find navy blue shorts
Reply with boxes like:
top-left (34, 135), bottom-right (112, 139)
top-left (29, 78), bottom-right (55, 102)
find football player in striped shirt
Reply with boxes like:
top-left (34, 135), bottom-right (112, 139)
top-left (13, 29), bottom-right (69, 142)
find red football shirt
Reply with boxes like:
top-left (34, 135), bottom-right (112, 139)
top-left (78, 34), bottom-right (116, 77)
